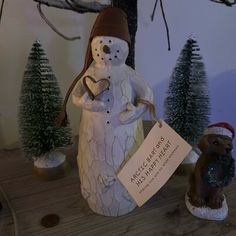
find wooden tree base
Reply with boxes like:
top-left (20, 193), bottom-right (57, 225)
top-left (33, 152), bottom-right (71, 181)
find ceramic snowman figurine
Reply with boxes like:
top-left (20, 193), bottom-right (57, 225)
top-left (66, 7), bottom-right (153, 216)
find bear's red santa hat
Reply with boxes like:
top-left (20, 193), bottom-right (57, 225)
top-left (203, 122), bottom-right (235, 139)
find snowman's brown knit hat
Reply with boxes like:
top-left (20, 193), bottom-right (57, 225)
top-left (55, 7), bottom-right (131, 127)
top-left (90, 7), bottom-right (131, 44)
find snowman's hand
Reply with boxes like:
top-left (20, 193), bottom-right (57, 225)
top-left (72, 93), bottom-right (106, 112)
top-left (119, 102), bottom-right (146, 125)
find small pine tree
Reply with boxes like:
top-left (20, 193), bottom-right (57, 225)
top-left (19, 41), bottom-right (72, 160)
top-left (164, 38), bottom-right (210, 148)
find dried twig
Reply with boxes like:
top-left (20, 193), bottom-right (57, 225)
top-left (69, 0), bottom-right (109, 11)
top-left (34, 0), bottom-right (109, 13)
top-left (160, 0), bottom-right (171, 51)
top-left (209, 0), bottom-right (236, 6)
top-left (37, 3), bottom-right (81, 40)
top-left (0, 0), bottom-right (5, 24)
top-left (150, 0), bottom-right (158, 21)
top-left (150, 0), bottom-right (171, 50)
top-left (64, 0), bottom-right (92, 13)
top-left (35, 0), bottom-right (77, 11)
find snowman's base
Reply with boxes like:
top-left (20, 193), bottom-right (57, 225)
top-left (185, 193), bottom-right (228, 221)
top-left (81, 184), bottom-right (137, 217)
top-left (88, 201), bottom-right (137, 217)
top-left (33, 152), bottom-right (71, 181)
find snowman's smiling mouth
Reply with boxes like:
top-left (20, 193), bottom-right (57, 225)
top-left (102, 53), bottom-right (119, 65)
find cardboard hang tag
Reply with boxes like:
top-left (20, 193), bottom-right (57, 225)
top-left (117, 120), bottom-right (192, 207)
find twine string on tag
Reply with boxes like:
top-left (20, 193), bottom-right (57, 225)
top-left (136, 97), bottom-right (162, 128)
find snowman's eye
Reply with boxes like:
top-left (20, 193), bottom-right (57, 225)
top-left (97, 54), bottom-right (100, 57)
top-left (117, 50), bottom-right (120, 53)
top-left (109, 40), bottom-right (112, 43)
top-left (100, 40), bottom-right (103, 44)
top-left (115, 55), bottom-right (117, 58)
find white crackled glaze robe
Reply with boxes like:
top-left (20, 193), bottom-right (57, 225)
top-left (72, 36), bottom-right (153, 216)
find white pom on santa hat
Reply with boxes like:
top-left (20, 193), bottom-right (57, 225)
top-left (204, 122), bottom-right (235, 139)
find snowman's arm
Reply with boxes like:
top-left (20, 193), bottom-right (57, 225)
top-left (119, 69), bottom-right (154, 125)
top-left (129, 70), bottom-right (154, 113)
top-left (72, 71), bottom-right (106, 112)
top-left (130, 71), bottom-right (153, 103)
top-left (72, 93), bottom-right (106, 112)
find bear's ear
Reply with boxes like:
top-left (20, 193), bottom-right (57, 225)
top-left (198, 135), bottom-right (209, 152)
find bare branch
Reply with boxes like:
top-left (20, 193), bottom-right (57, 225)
top-left (150, 0), bottom-right (158, 22)
top-left (160, 0), bottom-right (171, 51)
top-left (34, 0), bottom-right (75, 10)
top-left (38, 3), bottom-right (81, 40)
top-left (0, 0), bottom-right (5, 24)
top-left (64, 0), bottom-right (90, 13)
top-left (33, 0), bottom-right (110, 13)
top-left (149, 0), bottom-right (171, 50)
top-left (209, 0), bottom-right (236, 6)
top-left (69, 0), bottom-right (109, 11)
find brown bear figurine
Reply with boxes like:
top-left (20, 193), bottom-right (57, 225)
top-left (186, 122), bottom-right (235, 220)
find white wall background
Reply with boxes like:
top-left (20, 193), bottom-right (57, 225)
top-left (0, 0), bottom-right (96, 148)
top-left (0, 0), bottom-right (236, 154)
top-left (136, 0), bottom-right (236, 157)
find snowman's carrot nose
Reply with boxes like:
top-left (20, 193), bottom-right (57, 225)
top-left (103, 45), bottom-right (111, 54)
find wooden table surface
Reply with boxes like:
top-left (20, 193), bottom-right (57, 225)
top-left (1, 135), bottom-right (236, 236)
